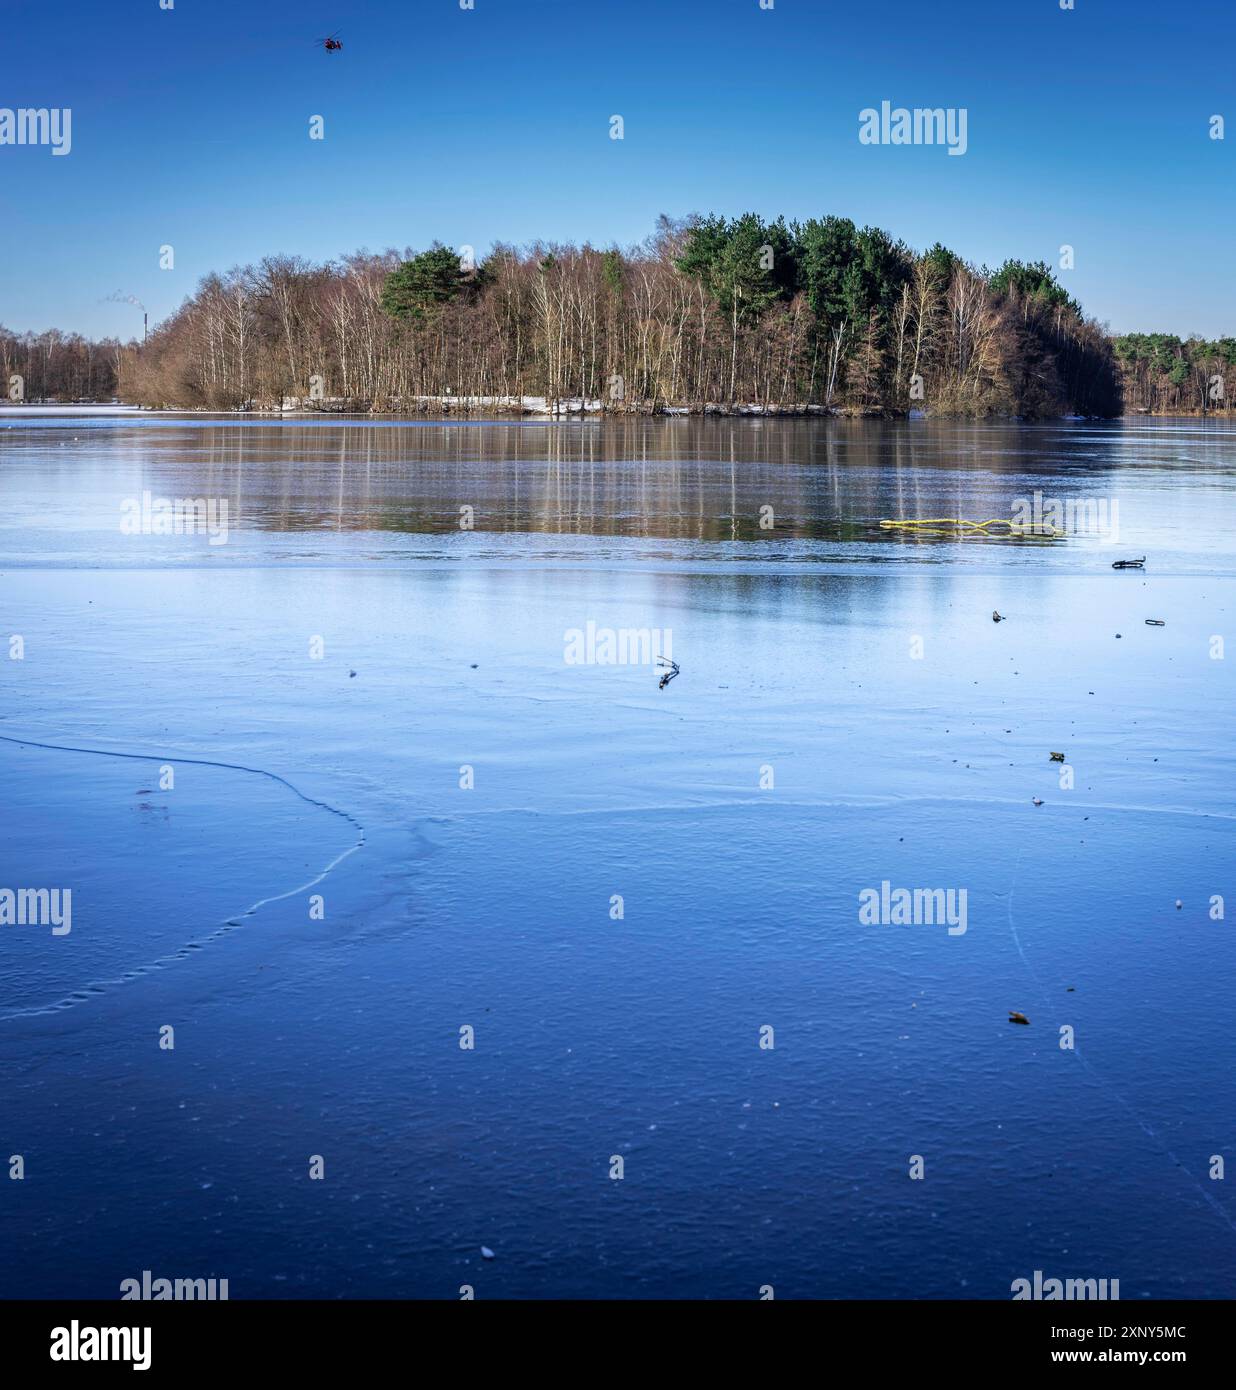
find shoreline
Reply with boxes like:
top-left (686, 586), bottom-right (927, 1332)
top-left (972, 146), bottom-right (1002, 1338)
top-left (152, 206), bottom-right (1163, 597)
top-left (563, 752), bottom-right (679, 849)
top-left (4, 398), bottom-right (1233, 421)
top-left (0, 398), bottom-right (1123, 421)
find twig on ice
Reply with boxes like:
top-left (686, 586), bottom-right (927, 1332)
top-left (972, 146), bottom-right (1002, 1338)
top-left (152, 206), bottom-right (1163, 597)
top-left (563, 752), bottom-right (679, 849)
top-left (657, 657), bottom-right (680, 690)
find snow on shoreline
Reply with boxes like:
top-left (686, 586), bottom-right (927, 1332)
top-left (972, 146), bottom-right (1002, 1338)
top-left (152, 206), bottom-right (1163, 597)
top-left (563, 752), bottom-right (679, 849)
top-left (0, 403), bottom-right (144, 415)
top-left (0, 397), bottom-right (838, 419)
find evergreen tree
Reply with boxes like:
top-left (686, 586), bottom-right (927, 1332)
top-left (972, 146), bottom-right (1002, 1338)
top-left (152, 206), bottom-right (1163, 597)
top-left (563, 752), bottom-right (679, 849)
top-left (381, 246), bottom-right (471, 321)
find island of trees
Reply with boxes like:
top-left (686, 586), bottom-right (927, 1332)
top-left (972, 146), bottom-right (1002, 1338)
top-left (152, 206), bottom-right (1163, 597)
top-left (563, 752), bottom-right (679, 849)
top-left (3, 213), bottom-right (1232, 418)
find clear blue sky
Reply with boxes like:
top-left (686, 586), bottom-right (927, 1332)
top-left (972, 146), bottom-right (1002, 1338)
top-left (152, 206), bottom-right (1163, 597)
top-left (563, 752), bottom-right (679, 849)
top-left (1, 0), bottom-right (1231, 341)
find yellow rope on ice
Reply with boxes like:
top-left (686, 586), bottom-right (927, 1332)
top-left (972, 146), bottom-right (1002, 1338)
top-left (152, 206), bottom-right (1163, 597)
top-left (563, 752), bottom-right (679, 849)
top-left (879, 517), bottom-right (1065, 539)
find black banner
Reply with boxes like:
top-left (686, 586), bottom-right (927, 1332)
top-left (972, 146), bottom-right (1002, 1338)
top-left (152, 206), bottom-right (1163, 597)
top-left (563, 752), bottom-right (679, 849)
top-left (1, 1299), bottom-right (1225, 1377)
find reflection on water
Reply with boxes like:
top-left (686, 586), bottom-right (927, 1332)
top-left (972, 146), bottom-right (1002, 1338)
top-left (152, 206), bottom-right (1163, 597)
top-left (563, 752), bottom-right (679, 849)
top-left (3, 414), bottom-right (1236, 562)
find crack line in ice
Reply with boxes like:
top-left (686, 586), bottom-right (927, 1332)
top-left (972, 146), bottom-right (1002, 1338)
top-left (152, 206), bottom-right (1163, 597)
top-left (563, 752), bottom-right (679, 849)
top-left (418, 794), bottom-right (1235, 824)
top-left (1003, 845), bottom-right (1236, 1239)
top-left (0, 732), bottom-right (364, 1022)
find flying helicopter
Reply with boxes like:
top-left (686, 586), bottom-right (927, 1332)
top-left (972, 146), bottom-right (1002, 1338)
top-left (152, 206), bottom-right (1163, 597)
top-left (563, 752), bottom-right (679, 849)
top-left (317, 32), bottom-right (343, 52)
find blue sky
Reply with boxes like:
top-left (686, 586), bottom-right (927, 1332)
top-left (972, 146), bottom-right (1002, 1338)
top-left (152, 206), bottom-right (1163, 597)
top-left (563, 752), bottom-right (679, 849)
top-left (1, 0), bottom-right (1231, 340)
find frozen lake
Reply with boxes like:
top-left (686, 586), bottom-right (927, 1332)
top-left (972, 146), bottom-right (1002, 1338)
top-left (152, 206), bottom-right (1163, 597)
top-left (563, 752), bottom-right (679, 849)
top-left (1, 411), bottom-right (1233, 1297)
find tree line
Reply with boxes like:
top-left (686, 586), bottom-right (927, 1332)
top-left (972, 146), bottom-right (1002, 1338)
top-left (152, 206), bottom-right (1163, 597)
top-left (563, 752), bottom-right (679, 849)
top-left (1112, 333), bottom-right (1236, 414)
top-left (114, 214), bottom-right (1121, 417)
top-left (0, 326), bottom-right (122, 403)
top-left (5, 214), bottom-right (1229, 417)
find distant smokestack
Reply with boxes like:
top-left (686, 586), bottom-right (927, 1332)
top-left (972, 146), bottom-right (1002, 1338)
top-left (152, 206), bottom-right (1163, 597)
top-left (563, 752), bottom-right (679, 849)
top-left (102, 292), bottom-right (148, 345)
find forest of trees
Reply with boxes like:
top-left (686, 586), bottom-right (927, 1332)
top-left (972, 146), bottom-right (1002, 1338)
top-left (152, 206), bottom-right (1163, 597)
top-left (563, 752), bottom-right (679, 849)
top-left (4, 213), bottom-right (1229, 419)
top-left (111, 214), bottom-right (1121, 417)
top-left (0, 326), bottom-right (122, 402)
top-left (1111, 333), bottom-right (1236, 414)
